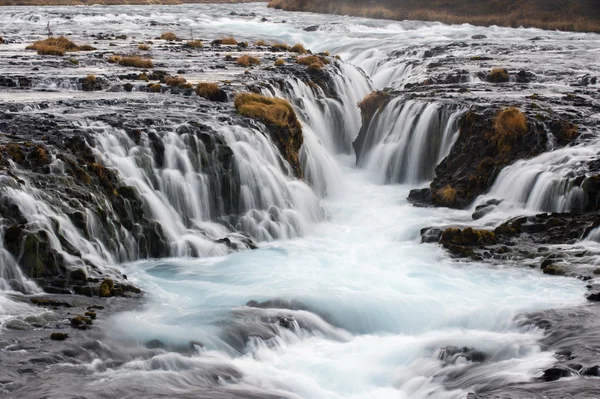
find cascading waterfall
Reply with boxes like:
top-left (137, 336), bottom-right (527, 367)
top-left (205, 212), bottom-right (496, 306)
top-left (475, 140), bottom-right (597, 214)
top-left (354, 98), bottom-right (466, 184)
top-left (1, 3), bottom-right (599, 398)
top-left (266, 63), bottom-right (372, 197)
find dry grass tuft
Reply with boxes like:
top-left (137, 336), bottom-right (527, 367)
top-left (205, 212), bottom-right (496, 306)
top-left (160, 32), bottom-right (178, 41)
top-left (255, 39), bottom-right (267, 46)
top-left (435, 185), bottom-right (458, 206)
top-left (186, 40), bottom-right (203, 48)
top-left (138, 44), bottom-right (150, 51)
top-left (83, 74), bottom-right (96, 85)
top-left (489, 67), bottom-right (509, 83)
top-left (0, 37), bottom-right (4, 44)
top-left (196, 82), bottom-right (220, 98)
top-left (26, 36), bottom-right (95, 56)
top-left (492, 107), bottom-right (527, 156)
top-left (357, 90), bottom-right (390, 121)
top-left (270, 43), bottom-right (290, 52)
top-left (234, 93), bottom-right (298, 130)
top-left (165, 75), bottom-right (187, 87)
top-left (274, 58), bottom-right (285, 66)
top-left (220, 37), bottom-right (238, 45)
top-left (234, 92), bottom-right (303, 177)
top-left (290, 43), bottom-right (307, 54)
top-left (108, 56), bottom-right (154, 69)
top-left (236, 55), bottom-right (260, 67)
top-left (148, 83), bottom-right (162, 92)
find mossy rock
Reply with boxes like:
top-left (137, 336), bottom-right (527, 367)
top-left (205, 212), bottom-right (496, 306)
top-left (50, 332), bottom-right (69, 341)
top-left (70, 315), bottom-right (92, 329)
top-left (542, 264), bottom-right (566, 276)
top-left (99, 278), bottom-right (114, 297)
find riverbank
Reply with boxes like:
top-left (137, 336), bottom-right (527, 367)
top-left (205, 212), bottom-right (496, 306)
top-left (268, 0), bottom-right (600, 33)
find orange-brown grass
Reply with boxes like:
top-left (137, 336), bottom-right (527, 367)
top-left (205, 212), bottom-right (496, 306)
top-left (26, 36), bottom-right (95, 56)
top-left (270, 43), bottom-right (290, 52)
top-left (108, 56), bottom-right (154, 68)
top-left (138, 44), bottom-right (150, 51)
top-left (160, 32), bottom-right (178, 41)
top-left (0, 37), bottom-right (4, 44)
top-left (290, 43), bottom-right (307, 54)
top-left (196, 82), bottom-right (220, 98)
top-left (234, 93), bottom-right (297, 130)
top-left (255, 39), bottom-right (267, 46)
top-left (148, 84), bottom-right (162, 92)
top-left (434, 185), bottom-right (458, 206)
top-left (236, 55), bottom-right (260, 67)
top-left (491, 107), bottom-right (527, 156)
top-left (274, 58), bottom-right (285, 66)
top-left (297, 55), bottom-right (329, 66)
top-left (357, 90), bottom-right (390, 122)
top-left (220, 37), bottom-right (238, 45)
top-left (489, 67), bottom-right (509, 83)
top-left (164, 75), bottom-right (187, 87)
top-left (83, 74), bottom-right (96, 85)
top-left (186, 40), bottom-right (203, 48)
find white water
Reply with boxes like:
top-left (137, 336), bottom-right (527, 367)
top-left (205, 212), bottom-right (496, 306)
top-left (0, 2), bottom-right (597, 397)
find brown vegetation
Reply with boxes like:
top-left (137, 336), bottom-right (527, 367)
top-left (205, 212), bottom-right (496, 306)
top-left (290, 43), bottom-right (307, 54)
top-left (138, 44), bottom-right (150, 51)
top-left (234, 93), bottom-right (303, 178)
top-left (160, 32), bottom-right (178, 41)
top-left (0, 37), bottom-right (4, 44)
top-left (357, 90), bottom-right (390, 122)
top-left (26, 36), bottom-right (95, 56)
top-left (434, 185), bottom-right (458, 206)
top-left (491, 107), bottom-right (528, 156)
top-left (488, 67), bottom-right (509, 83)
top-left (195, 82), bottom-right (221, 99)
top-left (186, 40), bottom-right (203, 48)
top-left (164, 75), bottom-right (187, 87)
top-left (274, 58), bottom-right (285, 66)
top-left (267, 0), bottom-right (600, 33)
top-left (270, 43), bottom-right (290, 52)
top-left (220, 37), bottom-right (238, 45)
top-left (108, 56), bottom-right (154, 68)
top-left (255, 39), bottom-right (267, 46)
top-left (236, 55), bottom-right (260, 67)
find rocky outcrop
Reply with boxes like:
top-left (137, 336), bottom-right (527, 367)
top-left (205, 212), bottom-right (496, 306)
top-left (408, 107), bottom-right (580, 209)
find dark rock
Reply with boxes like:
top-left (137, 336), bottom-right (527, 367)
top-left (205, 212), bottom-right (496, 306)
top-left (50, 332), bottom-right (69, 341)
top-left (541, 367), bottom-right (572, 382)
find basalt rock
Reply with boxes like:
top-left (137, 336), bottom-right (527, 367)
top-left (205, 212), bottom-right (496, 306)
top-left (409, 107), bottom-right (581, 209)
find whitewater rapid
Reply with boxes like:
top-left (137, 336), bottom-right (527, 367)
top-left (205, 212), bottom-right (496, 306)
top-left (0, 2), bottom-right (598, 397)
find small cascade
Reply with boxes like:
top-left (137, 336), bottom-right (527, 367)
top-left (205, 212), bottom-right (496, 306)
top-left (266, 61), bottom-right (371, 197)
top-left (354, 98), bottom-right (465, 184)
top-left (0, 217), bottom-right (40, 294)
top-left (91, 117), bottom-right (323, 245)
top-left (478, 141), bottom-right (597, 213)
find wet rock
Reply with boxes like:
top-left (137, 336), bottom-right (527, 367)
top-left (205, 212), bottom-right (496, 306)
top-left (587, 292), bottom-right (600, 301)
top-left (541, 367), bottom-right (572, 382)
top-left (583, 365), bottom-right (600, 376)
top-left (304, 25), bottom-right (319, 31)
top-left (50, 332), bottom-right (69, 341)
top-left (421, 227), bottom-right (442, 243)
top-left (471, 34), bottom-right (487, 39)
top-left (70, 315), bottom-right (92, 329)
top-left (278, 316), bottom-right (296, 330)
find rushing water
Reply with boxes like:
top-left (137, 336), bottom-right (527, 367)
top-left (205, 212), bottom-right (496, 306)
top-left (0, 2), bottom-right (598, 398)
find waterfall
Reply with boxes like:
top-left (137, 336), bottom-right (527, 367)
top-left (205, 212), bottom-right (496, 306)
top-left (267, 62), bottom-right (372, 198)
top-left (476, 140), bottom-right (596, 214)
top-left (354, 98), bottom-right (466, 184)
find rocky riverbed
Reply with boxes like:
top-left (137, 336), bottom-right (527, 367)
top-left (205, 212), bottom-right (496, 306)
top-left (1, 3), bottom-right (600, 398)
